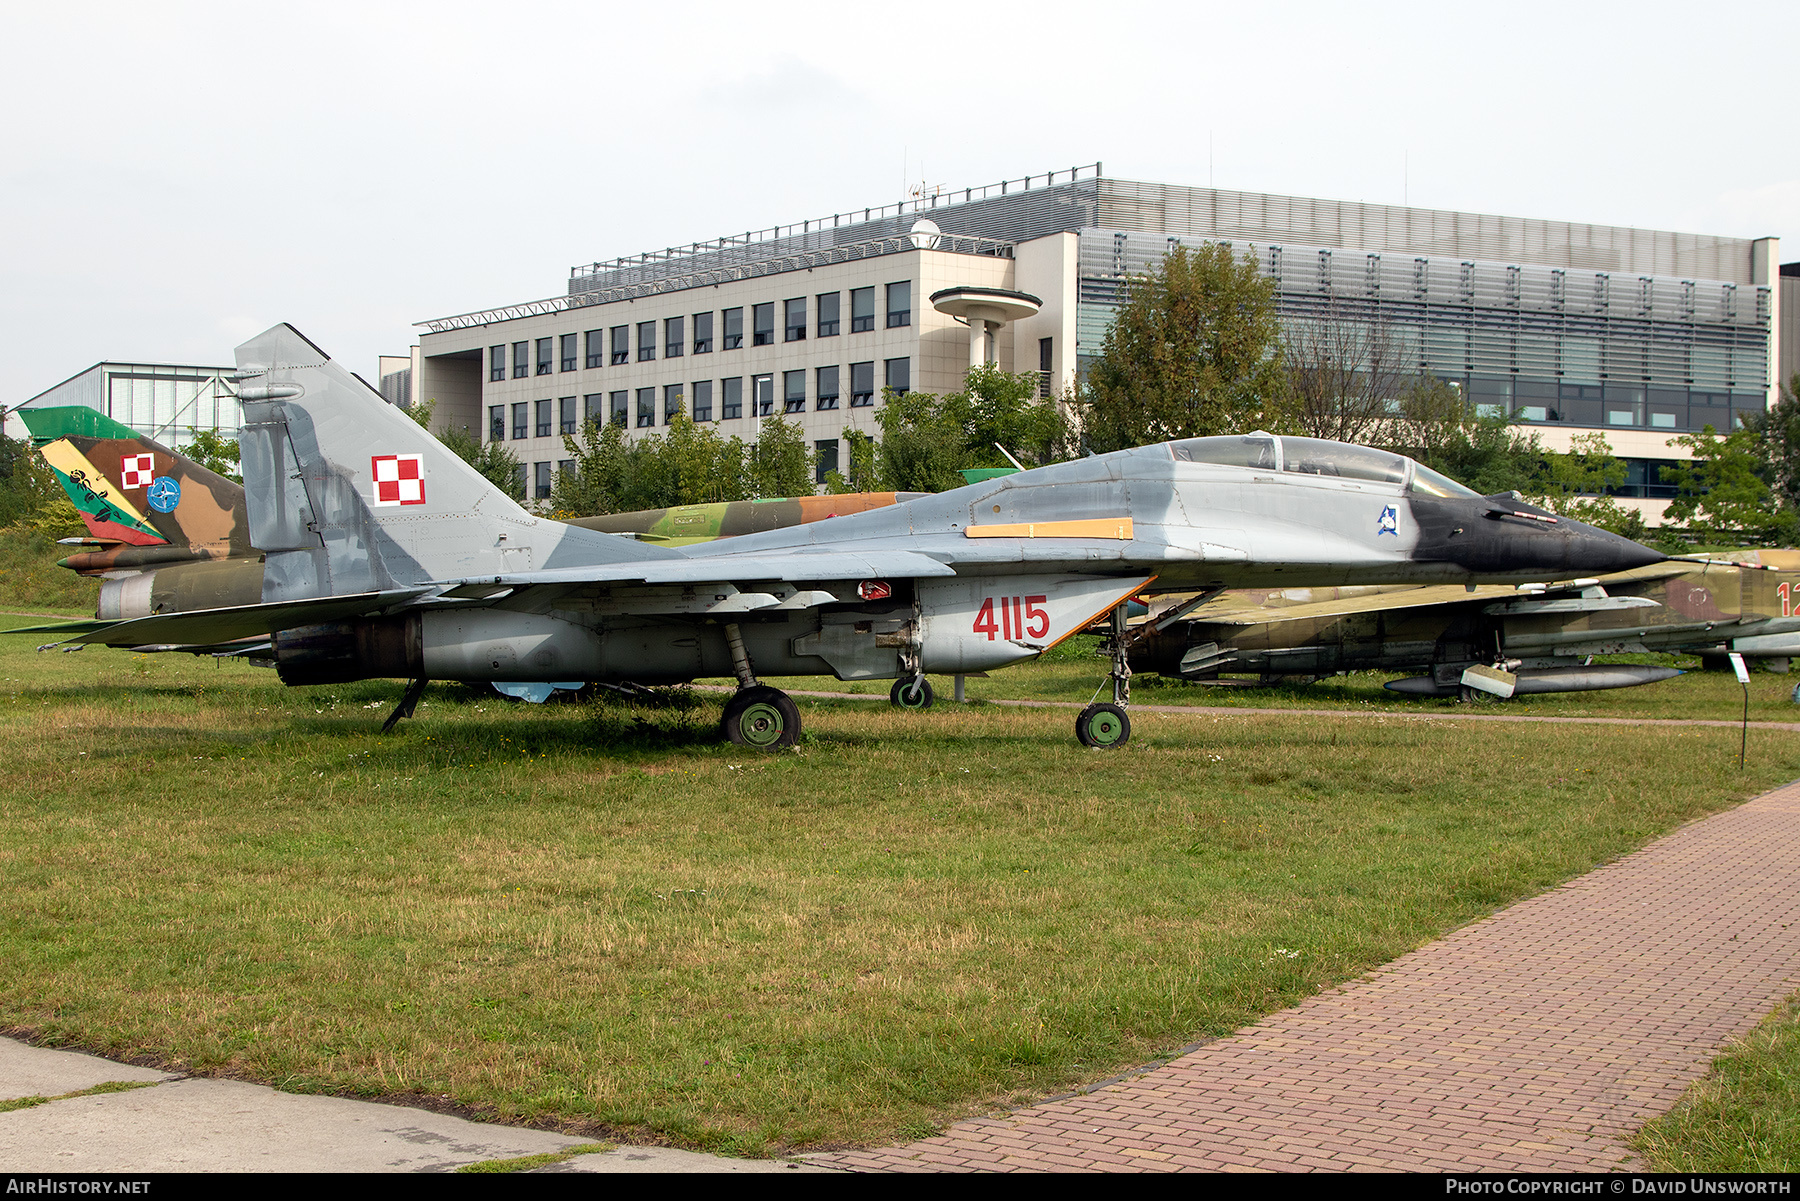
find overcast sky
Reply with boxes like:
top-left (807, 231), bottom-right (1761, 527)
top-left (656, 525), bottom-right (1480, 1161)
top-left (4, 0), bottom-right (1794, 405)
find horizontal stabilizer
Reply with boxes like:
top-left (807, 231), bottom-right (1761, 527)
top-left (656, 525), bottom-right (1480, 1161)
top-left (50, 589), bottom-right (429, 648)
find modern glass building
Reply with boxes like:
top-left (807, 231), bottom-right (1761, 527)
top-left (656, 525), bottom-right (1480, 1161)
top-left (411, 165), bottom-right (1781, 519)
top-left (11, 362), bottom-right (241, 444)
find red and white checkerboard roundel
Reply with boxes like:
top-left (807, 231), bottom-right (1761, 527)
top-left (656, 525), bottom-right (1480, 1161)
top-left (121, 454), bottom-right (155, 490)
top-left (370, 454), bottom-right (426, 507)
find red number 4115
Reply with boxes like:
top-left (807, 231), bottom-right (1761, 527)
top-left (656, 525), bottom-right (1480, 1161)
top-left (974, 595), bottom-right (1049, 641)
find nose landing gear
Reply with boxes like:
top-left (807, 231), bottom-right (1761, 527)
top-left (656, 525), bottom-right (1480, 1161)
top-left (1078, 602), bottom-right (1136, 749)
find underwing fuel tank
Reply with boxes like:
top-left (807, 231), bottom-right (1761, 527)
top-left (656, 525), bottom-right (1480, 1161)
top-left (1384, 664), bottom-right (1682, 696)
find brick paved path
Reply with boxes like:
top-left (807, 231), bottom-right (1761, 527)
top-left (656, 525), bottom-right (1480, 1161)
top-left (812, 780), bottom-right (1800, 1172)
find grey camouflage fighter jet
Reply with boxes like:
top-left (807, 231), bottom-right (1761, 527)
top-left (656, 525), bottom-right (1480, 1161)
top-left (45, 324), bottom-right (1664, 749)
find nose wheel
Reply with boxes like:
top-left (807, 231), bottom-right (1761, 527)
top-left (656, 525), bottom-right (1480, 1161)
top-left (890, 676), bottom-right (934, 709)
top-left (1075, 701), bottom-right (1131, 748)
top-left (1078, 602), bottom-right (1136, 749)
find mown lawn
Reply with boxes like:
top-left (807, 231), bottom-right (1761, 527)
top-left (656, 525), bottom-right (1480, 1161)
top-left (2, 617), bottom-right (1797, 1153)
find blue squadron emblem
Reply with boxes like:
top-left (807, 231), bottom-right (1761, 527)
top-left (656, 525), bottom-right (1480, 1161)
top-left (1377, 503), bottom-right (1399, 536)
top-left (146, 476), bottom-right (181, 513)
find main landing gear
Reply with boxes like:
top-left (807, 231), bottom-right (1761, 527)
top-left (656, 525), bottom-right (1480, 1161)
top-left (720, 623), bottom-right (801, 749)
top-left (1076, 603), bottom-right (1135, 749)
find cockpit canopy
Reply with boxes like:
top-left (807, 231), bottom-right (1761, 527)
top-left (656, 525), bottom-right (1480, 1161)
top-left (1168, 433), bottom-right (1482, 499)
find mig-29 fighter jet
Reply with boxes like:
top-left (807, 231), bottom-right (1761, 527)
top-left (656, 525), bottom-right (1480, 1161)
top-left (41, 324), bottom-right (1663, 749)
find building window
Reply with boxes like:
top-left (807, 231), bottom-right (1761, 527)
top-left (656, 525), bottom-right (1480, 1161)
top-left (783, 370), bottom-right (806, 413)
top-left (753, 373), bottom-right (774, 417)
top-left (512, 342), bottom-right (530, 379)
top-left (723, 307), bottom-right (743, 350)
top-left (850, 287), bottom-right (874, 333)
top-left (665, 315), bottom-right (684, 359)
top-left (610, 390), bottom-right (629, 427)
top-left (490, 345), bottom-right (506, 383)
top-left (610, 326), bottom-right (630, 365)
top-left (664, 383), bottom-right (684, 424)
top-left (722, 377), bottom-right (743, 420)
top-left (816, 365), bottom-right (840, 410)
top-left (817, 292), bottom-right (840, 337)
top-left (636, 387), bottom-right (656, 428)
top-left (752, 303), bottom-right (774, 347)
top-left (535, 398), bottom-right (552, 438)
top-left (815, 439), bottom-right (839, 485)
top-left (511, 402), bottom-right (528, 439)
top-left (583, 393), bottom-right (605, 428)
top-left (558, 459), bottom-right (574, 478)
top-left (489, 405), bottom-right (505, 441)
top-left (886, 282), bottom-right (911, 328)
top-left (637, 322), bottom-right (656, 362)
top-left (560, 333), bottom-right (578, 372)
top-left (559, 396), bottom-right (577, 435)
top-left (536, 338), bottom-right (554, 376)
top-left (534, 461), bottom-right (552, 499)
top-left (692, 380), bottom-right (713, 422)
top-left (512, 463), bottom-right (527, 495)
top-left (585, 330), bottom-right (605, 370)
top-left (693, 312), bottom-right (713, 354)
top-left (785, 298), bottom-right (806, 342)
top-left (850, 361), bottom-right (874, 407)
top-left (885, 357), bottom-right (910, 395)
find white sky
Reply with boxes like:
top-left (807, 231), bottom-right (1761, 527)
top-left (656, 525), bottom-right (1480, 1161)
top-left (3, 0), bottom-right (1794, 405)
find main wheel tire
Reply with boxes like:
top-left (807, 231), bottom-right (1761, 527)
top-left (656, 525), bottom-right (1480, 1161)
top-left (890, 677), bottom-right (935, 710)
top-left (1075, 702), bottom-right (1131, 749)
top-left (722, 688), bottom-right (801, 749)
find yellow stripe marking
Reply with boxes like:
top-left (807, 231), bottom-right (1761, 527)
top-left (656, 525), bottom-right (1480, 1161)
top-left (965, 518), bottom-right (1134, 540)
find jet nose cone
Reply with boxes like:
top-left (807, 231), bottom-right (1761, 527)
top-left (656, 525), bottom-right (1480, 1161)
top-left (1516, 514), bottom-right (1666, 576)
top-left (1420, 496), bottom-right (1666, 580)
top-left (1586, 528), bottom-right (1665, 573)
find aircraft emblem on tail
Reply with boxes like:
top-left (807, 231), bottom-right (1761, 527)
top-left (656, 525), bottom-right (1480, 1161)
top-left (371, 454), bottom-right (426, 507)
top-left (121, 455), bottom-right (156, 489)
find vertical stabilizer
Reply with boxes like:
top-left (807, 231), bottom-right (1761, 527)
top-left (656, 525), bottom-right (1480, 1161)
top-left (234, 324), bottom-right (676, 603)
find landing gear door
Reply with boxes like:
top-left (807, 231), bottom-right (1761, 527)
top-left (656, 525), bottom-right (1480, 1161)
top-left (918, 573), bottom-right (1154, 674)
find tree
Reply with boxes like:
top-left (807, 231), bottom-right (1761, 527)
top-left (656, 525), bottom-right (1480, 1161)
top-left (1662, 425), bottom-right (1799, 544)
top-left (854, 368), bottom-right (1071, 494)
top-left (825, 430), bottom-right (878, 494)
top-left (1741, 372), bottom-right (1800, 517)
top-left (1528, 432), bottom-right (1647, 540)
top-left (178, 427), bottom-right (242, 483)
top-left (747, 414), bottom-right (813, 499)
top-left (1282, 308), bottom-right (1410, 444)
top-left (549, 411), bottom-right (758, 516)
top-left (1080, 242), bottom-right (1287, 451)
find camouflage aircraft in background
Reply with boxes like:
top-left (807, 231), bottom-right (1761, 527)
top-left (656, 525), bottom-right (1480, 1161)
top-left (25, 324), bottom-right (1662, 749)
top-left (23, 404), bottom-right (917, 617)
top-left (1122, 552), bottom-right (1800, 699)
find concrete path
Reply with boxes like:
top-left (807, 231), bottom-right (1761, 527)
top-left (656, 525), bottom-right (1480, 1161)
top-left (0, 1039), bottom-right (825, 1173)
top-left (811, 779), bottom-right (1800, 1172)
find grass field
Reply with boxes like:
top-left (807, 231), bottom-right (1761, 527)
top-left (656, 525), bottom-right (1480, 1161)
top-left (3, 615), bottom-right (1798, 1154)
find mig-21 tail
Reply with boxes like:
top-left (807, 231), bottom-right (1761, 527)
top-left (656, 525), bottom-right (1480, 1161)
top-left (24, 408), bottom-right (252, 573)
top-left (233, 324), bottom-right (679, 604)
